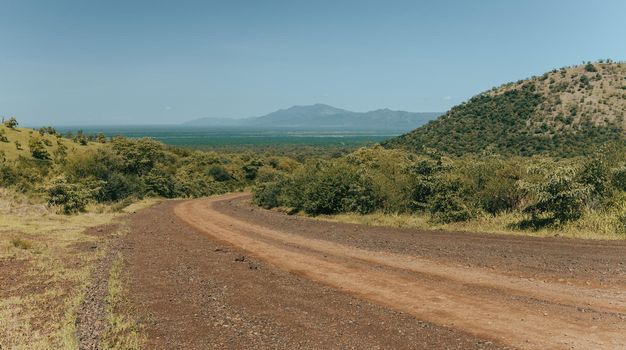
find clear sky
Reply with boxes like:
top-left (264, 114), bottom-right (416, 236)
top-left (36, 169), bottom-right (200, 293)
top-left (1, 0), bottom-right (625, 126)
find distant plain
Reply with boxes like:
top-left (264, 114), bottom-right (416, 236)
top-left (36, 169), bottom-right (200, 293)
top-left (52, 126), bottom-right (398, 148)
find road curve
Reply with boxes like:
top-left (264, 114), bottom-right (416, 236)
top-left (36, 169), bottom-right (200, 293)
top-left (173, 193), bottom-right (626, 350)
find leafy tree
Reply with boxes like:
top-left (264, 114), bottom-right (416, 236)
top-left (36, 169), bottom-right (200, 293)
top-left (253, 180), bottom-right (286, 209)
top-left (612, 167), bottom-right (626, 192)
top-left (111, 137), bottom-right (166, 175)
top-left (429, 191), bottom-right (473, 223)
top-left (242, 160), bottom-right (263, 181)
top-left (584, 63), bottom-right (597, 72)
top-left (522, 167), bottom-right (591, 225)
top-left (208, 165), bottom-right (232, 182)
top-left (143, 164), bottom-right (177, 198)
top-left (579, 158), bottom-right (612, 203)
top-left (4, 117), bottom-right (18, 129)
top-left (53, 141), bottom-right (68, 163)
top-left (28, 137), bottom-right (51, 160)
top-left (46, 177), bottom-right (97, 214)
top-left (97, 172), bottom-right (140, 202)
top-left (96, 133), bottom-right (107, 143)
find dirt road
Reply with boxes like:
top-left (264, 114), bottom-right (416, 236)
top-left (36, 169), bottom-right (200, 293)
top-left (120, 193), bottom-right (626, 349)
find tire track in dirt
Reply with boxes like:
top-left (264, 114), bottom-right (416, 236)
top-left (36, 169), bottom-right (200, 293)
top-left (174, 194), bottom-right (626, 350)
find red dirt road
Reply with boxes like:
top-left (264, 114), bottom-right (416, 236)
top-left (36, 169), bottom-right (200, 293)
top-left (121, 193), bottom-right (626, 349)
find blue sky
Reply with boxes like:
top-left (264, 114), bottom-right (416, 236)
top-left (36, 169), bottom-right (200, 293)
top-left (1, 0), bottom-right (625, 126)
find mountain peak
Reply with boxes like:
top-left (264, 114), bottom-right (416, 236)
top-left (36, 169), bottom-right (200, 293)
top-left (184, 105), bottom-right (442, 131)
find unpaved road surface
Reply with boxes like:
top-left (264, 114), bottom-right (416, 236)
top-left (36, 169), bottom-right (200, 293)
top-left (120, 193), bottom-right (626, 349)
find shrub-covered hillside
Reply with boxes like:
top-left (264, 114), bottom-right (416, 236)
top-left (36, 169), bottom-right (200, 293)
top-left (0, 119), bottom-right (298, 214)
top-left (384, 61), bottom-right (626, 157)
top-left (0, 122), bottom-right (104, 162)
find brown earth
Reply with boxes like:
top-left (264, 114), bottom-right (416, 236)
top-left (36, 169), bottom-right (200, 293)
top-left (116, 193), bottom-right (626, 350)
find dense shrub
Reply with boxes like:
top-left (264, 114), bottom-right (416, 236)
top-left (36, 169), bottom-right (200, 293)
top-left (29, 137), bottom-right (51, 160)
top-left (429, 191), bottom-right (473, 223)
top-left (97, 172), bottom-right (141, 202)
top-left (522, 167), bottom-right (591, 225)
top-left (4, 117), bottom-right (18, 129)
top-left (111, 137), bottom-right (166, 175)
top-left (579, 158), bottom-right (612, 200)
top-left (143, 164), bottom-right (177, 198)
top-left (612, 167), bottom-right (626, 192)
top-left (46, 177), bottom-right (97, 214)
top-left (253, 180), bottom-right (286, 209)
top-left (252, 145), bottom-right (626, 232)
top-left (208, 165), bottom-right (232, 181)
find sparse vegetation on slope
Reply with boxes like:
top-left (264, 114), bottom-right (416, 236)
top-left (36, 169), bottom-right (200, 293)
top-left (0, 120), bottom-right (299, 214)
top-left (384, 62), bottom-right (626, 157)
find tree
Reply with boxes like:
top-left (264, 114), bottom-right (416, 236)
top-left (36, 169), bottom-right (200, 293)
top-left (96, 133), bottom-right (107, 143)
top-left (46, 177), bottom-right (95, 214)
top-left (522, 167), bottom-right (591, 225)
top-left (53, 141), bottom-right (68, 163)
top-left (584, 63), bottom-right (597, 72)
top-left (208, 165), bottom-right (232, 182)
top-left (4, 117), bottom-right (18, 129)
top-left (29, 137), bottom-right (51, 160)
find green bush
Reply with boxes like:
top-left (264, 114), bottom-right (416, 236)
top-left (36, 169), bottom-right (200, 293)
top-left (522, 167), bottom-right (591, 225)
top-left (208, 165), bottom-right (232, 182)
top-left (429, 191), bottom-right (473, 223)
top-left (253, 181), bottom-right (285, 209)
top-left (175, 165), bottom-right (228, 198)
top-left (612, 167), bottom-right (626, 192)
top-left (339, 171), bottom-right (381, 214)
top-left (298, 163), bottom-right (379, 215)
top-left (97, 172), bottom-right (141, 202)
top-left (143, 165), bottom-right (177, 198)
top-left (111, 137), bottom-right (166, 175)
top-left (29, 137), bottom-right (51, 160)
top-left (46, 177), bottom-right (97, 214)
top-left (4, 117), bottom-right (18, 129)
top-left (579, 158), bottom-right (612, 201)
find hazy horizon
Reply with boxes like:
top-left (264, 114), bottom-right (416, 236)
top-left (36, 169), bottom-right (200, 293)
top-left (2, 0), bottom-right (625, 125)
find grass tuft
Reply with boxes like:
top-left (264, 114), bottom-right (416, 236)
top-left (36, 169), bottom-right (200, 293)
top-left (10, 238), bottom-right (32, 250)
top-left (101, 254), bottom-right (144, 349)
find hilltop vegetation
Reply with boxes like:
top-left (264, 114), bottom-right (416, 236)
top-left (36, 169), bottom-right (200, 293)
top-left (384, 61), bottom-right (626, 157)
top-left (0, 123), bottom-right (104, 162)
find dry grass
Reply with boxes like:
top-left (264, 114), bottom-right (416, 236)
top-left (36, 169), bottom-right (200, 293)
top-left (324, 208), bottom-right (626, 240)
top-left (0, 189), bottom-right (157, 349)
top-left (0, 125), bottom-right (103, 161)
top-left (10, 238), bottom-right (33, 250)
top-left (101, 255), bottom-right (144, 349)
top-left (495, 62), bottom-right (626, 130)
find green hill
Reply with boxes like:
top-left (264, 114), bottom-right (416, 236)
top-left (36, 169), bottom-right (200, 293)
top-left (384, 62), bottom-right (626, 157)
top-left (0, 124), bottom-right (102, 162)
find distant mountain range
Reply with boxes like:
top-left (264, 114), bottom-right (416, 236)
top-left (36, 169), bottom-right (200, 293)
top-left (183, 104), bottom-right (441, 131)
